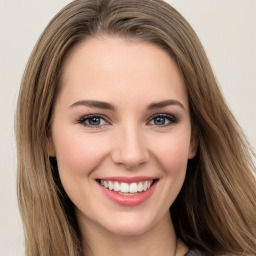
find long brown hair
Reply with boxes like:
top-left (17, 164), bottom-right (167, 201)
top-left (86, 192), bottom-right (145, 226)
top-left (16, 0), bottom-right (256, 255)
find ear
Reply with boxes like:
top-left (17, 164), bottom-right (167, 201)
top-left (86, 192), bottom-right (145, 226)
top-left (188, 127), bottom-right (198, 159)
top-left (47, 135), bottom-right (56, 157)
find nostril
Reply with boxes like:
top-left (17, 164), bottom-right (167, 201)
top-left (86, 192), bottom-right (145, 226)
top-left (111, 151), bottom-right (149, 169)
top-left (111, 133), bottom-right (149, 168)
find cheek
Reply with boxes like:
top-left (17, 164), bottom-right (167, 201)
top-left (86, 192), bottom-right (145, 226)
top-left (151, 131), bottom-right (191, 175)
top-left (53, 131), bottom-right (110, 177)
top-left (52, 130), bottom-right (111, 209)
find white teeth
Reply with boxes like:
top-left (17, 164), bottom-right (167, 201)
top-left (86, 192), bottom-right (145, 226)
top-left (100, 180), bottom-right (154, 193)
top-left (120, 183), bottom-right (129, 193)
top-left (137, 182), bottom-right (143, 192)
top-left (108, 181), bottom-right (114, 190)
top-left (143, 182), bottom-right (148, 191)
top-left (129, 183), bottom-right (138, 193)
top-left (103, 181), bottom-right (108, 188)
top-left (113, 181), bottom-right (119, 191)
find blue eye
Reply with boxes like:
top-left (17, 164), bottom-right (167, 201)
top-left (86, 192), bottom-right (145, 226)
top-left (77, 115), bottom-right (107, 127)
top-left (149, 114), bottom-right (177, 126)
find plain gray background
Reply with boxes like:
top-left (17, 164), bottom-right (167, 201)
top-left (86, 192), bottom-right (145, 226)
top-left (0, 1), bottom-right (255, 255)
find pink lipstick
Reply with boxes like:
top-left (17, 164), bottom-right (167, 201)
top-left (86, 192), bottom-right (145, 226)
top-left (97, 176), bottom-right (158, 206)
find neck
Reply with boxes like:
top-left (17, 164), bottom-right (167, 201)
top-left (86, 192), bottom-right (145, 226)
top-left (78, 212), bottom-right (188, 256)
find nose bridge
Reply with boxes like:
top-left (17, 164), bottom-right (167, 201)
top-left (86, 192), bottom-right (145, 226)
top-left (111, 123), bottom-right (149, 168)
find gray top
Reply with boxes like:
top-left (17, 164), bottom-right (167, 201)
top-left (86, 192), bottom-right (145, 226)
top-left (185, 249), bottom-right (203, 256)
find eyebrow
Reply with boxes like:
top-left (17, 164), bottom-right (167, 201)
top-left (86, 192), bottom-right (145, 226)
top-left (147, 99), bottom-right (185, 110)
top-left (69, 100), bottom-right (115, 110)
top-left (69, 99), bottom-right (185, 111)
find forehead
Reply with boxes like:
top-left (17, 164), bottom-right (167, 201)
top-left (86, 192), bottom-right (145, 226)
top-left (58, 36), bottom-right (188, 110)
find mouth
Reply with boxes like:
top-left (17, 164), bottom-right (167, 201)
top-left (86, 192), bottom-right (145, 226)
top-left (96, 177), bottom-right (159, 206)
top-left (96, 179), bottom-right (157, 195)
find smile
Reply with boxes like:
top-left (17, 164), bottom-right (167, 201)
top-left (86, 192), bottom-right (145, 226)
top-left (97, 177), bottom-right (158, 206)
top-left (99, 180), bottom-right (154, 194)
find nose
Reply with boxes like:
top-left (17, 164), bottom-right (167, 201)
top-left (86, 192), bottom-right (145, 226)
top-left (111, 125), bottom-right (149, 169)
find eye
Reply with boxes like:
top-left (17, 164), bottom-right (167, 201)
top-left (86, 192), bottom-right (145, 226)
top-left (148, 114), bottom-right (177, 127)
top-left (77, 115), bottom-right (107, 127)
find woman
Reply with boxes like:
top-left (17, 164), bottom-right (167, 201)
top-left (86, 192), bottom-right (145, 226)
top-left (16, 0), bottom-right (256, 255)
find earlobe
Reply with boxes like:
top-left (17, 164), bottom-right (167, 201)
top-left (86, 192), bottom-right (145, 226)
top-left (47, 136), bottom-right (56, 157)
top-left (188, 128), bottom-right (198, 159)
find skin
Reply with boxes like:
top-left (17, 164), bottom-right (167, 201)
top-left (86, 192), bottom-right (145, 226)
top-left (48, 36), bottom-right (197, 256)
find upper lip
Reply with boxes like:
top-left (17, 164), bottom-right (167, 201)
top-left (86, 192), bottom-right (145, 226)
top-left (97, 176), bottom-right (158, 183)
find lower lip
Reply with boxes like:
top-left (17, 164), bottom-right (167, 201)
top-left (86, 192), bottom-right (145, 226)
top-left (98, 181), bottom-right (157, 206)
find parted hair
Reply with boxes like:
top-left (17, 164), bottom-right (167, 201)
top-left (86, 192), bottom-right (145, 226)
top-left (16, 0), bottom-right (256, 255)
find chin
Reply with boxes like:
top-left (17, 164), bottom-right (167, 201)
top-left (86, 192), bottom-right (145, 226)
top-left (99, 211), bottom-right (159, 236)
top-left (105, 222), bottom-right (152, 236)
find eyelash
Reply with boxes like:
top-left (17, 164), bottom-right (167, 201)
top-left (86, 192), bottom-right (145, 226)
top-left (77, 114), bottom-right (108, 128)
top-left (148, 114), bottom-right (178, 127)
top-left (76, 113), bottom-right (178, 128)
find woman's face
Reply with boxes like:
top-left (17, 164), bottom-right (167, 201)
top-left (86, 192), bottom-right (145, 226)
top-left (49, 37), bottom-right (197, 236)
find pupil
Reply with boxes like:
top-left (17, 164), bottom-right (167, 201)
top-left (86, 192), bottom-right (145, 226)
top-left (155, 117), bottom-right (165, 125)
top-left (89, 117), bottom-right (100, 125)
